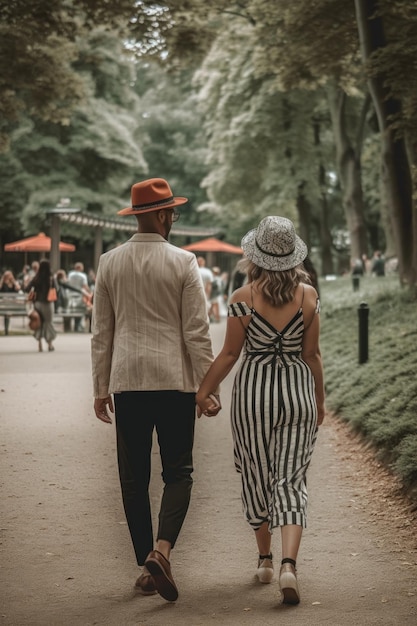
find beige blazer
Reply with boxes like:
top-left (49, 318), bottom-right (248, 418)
top-left (91, 233), bottom-right (215, 398)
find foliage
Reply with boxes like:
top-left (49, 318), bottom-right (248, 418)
top-left (159, 0), bottom-right (417, 279)
top-left (0, 29), bottom-right (216, 258)
top-left (0, 0), bottom-right (167, 149)
top-left (394, 435), bottom-right (417, 487)
top-left (0, 28), bottom-right (146, 247)
top-left (319, 274), bottom-right (417, 491)
top-left (193, 20), bottom-right (337, 244)
top-left (365, 0), bottom-right (417, 138)
top-left (354, 0), bottom-right (416, 286)
top-left (360, 133), bottom-right (387, 253)
top-left (3, 0), bottom-right (417, 278)
top-left (134, 61), bottom-right (210, 220)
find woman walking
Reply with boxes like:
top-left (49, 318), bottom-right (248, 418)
top-left (26, 259), bottom-right (57, 352)
top-left (196, 216), bottom-right (325, 605)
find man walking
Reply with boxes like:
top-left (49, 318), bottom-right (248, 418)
top-left (91, 178), bottom-right (219, 602)
top-left (68, 262), bottom-right (90, 331)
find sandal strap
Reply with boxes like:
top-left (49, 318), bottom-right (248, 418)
top-left (259, 553), bottom-right (273, 560)
top-left (281, 557), bottom-right (296, 567)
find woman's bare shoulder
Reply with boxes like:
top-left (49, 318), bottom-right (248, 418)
top-left (301, 283), bottom-right (320, 317)
top-left (229, 283), bottom-right (251, 304)
top-left (302, 282), bottom-right (319, 300)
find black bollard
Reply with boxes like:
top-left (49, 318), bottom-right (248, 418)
top-left (358, 302), bottom-right (369, 364)
top-left (352, 275), bottom-right (360, 291)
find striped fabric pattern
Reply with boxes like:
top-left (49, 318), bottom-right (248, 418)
top-left (228, 302), bottom-right (318, 530)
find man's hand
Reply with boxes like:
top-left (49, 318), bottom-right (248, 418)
top-left (94, 396), bottom-right (114, 424)
top-left (196, 393), bottom-right (221, 418)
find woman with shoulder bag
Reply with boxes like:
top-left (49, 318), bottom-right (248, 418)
top-left (26, 259), bottom-right (57, 352)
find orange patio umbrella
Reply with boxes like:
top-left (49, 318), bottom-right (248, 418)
top-left (182, 237), bottom-right (243, 254)
top-left (4, 232), bottom-right (76, 253)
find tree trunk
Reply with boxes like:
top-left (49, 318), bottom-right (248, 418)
top-left (378, 175), bottom-right (396, 259)
top-left (313, 119), bottom-right (334, 276)
top-left (327, 83), bottom-right (368, 266)
top-left (318, 166), bottom-right (334, 276)
top-left (354, 0), bottom-right (414, 285)
top-left (296, 181), bottom-right (311, 248)
top-left (405, 134), bottom-right (417, 293)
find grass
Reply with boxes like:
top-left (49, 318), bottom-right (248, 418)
top-left (319, 274), bottom-right (417, 493)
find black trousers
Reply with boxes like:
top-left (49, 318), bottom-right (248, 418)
top-left (114, 390), bottom-right (196, 566)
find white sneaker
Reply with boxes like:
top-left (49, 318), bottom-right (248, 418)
top-left (279, 562), bottom-right (300, 604)
top-left (256, 555), bottom-right (274, 583)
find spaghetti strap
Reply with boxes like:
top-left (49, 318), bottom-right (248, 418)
top-left (250, 283), bottom-right (254, 309)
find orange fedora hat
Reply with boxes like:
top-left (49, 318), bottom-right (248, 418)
top-left (118, 178), bottom-right (188, 216)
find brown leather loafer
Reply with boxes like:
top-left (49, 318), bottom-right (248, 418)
top-left (144, 550), bottom-right (178, 602)
top-left (134, 571), bottom-right (157, 595)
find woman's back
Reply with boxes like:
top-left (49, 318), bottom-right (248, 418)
top-left (231, 282), bottom-right (317, 333)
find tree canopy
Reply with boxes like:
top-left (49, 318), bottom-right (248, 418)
top-left (1, 0), bottom-right (417, 287)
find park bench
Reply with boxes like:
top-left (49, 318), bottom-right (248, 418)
top-left (0, 292), bottom-right (28, 335)
top-left (54, 291), bottom-right (92, 332)
top-left (54, 306), bottom-right (90, 332)
top-left (0, 292), bottom-right (90, 335)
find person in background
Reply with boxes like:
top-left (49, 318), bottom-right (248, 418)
top-left (227, 261), bottom-right (246, 298)
top-left (196, 216), bottom-right (325, 606)
top-left (87, 268), bottom-right (96, 292)
top-left (0, 270), bottom-right (21, 293)
top-left (84, 269), bottom-right (96, 332)
top-left (26, 259), bottom-right (57, 352)
top-left (28, 261), bottom-right (39, 283)
top-left (68, 262), bottom-right (90, 331)
top-left (0, 270), bottom-right (22, 335)
top-left (371, 250), bottom-right (385, 277)
top-left (18, 265), bottom-right (31, 289)
top-left (91, 177), bottom-right (219, 602)
top-left (55, 269), bottom-right (84, 332)
top-left (208, 266), bottom-right (224, 323)
top-left (351, 258), bottom-right (364, 276)
top-left (361, 254), bottom-right (371, 275)
top-left (196, 256), bottom-right (213, 310)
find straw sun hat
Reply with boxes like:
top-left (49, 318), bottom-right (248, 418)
top-left (241, 216), bottom-right (307, 271)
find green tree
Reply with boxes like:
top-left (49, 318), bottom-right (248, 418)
top-left (190, 11), bottom-right (341, 271)
top-left (0, 0), bottom-right (171, 150)
top-left (195, 28), bottom-right (291, 213)
top-left (145, 2), bottom-right (367, 269)
top-left (354, 0), bottom-right (417, 286)
top-left (165, 0), bottom-right (417, 285)
top-left (0, 28), bottom-right (146, 251)
top-left (247, 1), bottom-right (370, 267)
top-left (134, 60), bottom-right (210, 223)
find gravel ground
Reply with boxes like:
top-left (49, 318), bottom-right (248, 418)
top-left (0, 321), bottom-right (416, 625)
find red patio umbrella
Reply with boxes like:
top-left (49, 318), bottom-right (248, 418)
top-left (4, 232), bottom-right (76, 253)
top-left (182, 237), bottom-right (242, 254)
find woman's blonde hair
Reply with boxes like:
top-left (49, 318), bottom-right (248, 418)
top-left (237, 258), bottom-right (311, 306)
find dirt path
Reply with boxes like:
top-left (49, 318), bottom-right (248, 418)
top-left (0, 322), bottom-right (416, 625)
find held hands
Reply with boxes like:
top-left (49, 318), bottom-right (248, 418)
top-left (196, 393), bottom-right (222, 418)
top-left (94, 395), bottom-right (114, 424)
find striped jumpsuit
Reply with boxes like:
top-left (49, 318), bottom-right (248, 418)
top-left (228, 294), bottom-right (318, 531)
